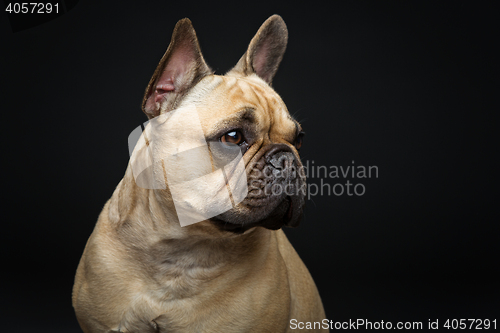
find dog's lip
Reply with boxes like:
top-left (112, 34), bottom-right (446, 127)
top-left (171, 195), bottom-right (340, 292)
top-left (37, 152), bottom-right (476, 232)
top-left (210, 217), bottom-right (249, 233)
top-left (211, 196), bottom-right (294, 233)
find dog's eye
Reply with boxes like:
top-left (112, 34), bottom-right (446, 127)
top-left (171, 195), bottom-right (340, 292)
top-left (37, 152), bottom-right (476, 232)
top-left (221, 130), bottom-right (244, 146)
top-left (294, 131), bottom-right (305, 150)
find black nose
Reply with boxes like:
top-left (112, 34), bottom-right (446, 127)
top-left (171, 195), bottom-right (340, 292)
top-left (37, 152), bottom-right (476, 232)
top-left (271, 151), bottom-right (296, 172)
top-left (264, 150), bottom-right (298, 182)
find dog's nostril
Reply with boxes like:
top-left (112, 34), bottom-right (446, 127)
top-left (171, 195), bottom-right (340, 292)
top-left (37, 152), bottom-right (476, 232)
top-left (265, 152), bottom-right (298, 181)
top-left (269, 152), bottom-right (294, 170)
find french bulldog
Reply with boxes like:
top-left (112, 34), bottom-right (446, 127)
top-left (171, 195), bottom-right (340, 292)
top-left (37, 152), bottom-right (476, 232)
top-left (72, 15), bottom-right (327, 332)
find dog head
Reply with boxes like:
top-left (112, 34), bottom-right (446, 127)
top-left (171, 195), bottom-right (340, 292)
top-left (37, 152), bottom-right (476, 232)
top-left (138, 15), bottom-right (306, 233)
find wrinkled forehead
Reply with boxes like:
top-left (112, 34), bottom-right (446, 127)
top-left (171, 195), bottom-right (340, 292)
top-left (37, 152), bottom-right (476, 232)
top-left (182, 75), bottom-right (292, 130)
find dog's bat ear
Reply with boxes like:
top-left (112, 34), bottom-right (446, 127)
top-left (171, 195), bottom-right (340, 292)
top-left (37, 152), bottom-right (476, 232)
top-left (227, 15), bottom-right (288, 85)
top-left (142, 18), bottom-right (212, 118)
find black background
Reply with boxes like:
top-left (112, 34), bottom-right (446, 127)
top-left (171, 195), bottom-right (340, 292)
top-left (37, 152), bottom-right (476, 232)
top-left (1, 1), bottom-right (498, 332)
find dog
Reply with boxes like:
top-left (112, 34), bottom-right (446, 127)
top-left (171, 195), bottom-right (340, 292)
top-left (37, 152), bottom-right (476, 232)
top-left (72, 15), bottom-right (327, 332)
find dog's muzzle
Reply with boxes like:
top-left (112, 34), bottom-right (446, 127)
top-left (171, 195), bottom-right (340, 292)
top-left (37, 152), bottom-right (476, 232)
top-left (248, 146), bottom-right (300, 202)
top-left (213, 143), bottom-right (306, 232)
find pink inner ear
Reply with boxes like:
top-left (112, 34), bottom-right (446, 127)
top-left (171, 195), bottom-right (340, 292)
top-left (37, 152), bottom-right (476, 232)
top-left (154, 80), bottom-right (175, 103)
top-left (150, 43), bottom-right (193, 102)
top-left (144, 38), bottom-right (198, 117)
top-left (252, 38), bottom-right (271, 78)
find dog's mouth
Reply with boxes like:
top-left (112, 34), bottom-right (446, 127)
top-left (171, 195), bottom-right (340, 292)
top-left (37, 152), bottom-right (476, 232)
top-left (211, 195), bottom-right (298, 233)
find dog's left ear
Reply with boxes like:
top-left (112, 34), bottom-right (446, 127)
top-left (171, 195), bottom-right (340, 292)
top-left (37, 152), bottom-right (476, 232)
top-left (142, 18), bottom-right (212, 118)
top-left (226, 15), bottom-right (288, 85)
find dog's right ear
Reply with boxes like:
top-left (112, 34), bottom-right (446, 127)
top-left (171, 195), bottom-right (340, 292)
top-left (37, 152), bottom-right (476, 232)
top-left (142, 18), bottom-right (212, 119)
top-left (226, 15), bottom-right (288, 85)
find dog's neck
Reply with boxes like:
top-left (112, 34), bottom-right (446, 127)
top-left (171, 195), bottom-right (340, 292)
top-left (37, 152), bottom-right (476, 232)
top-left (106, 165), bottom-right (271, 299)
